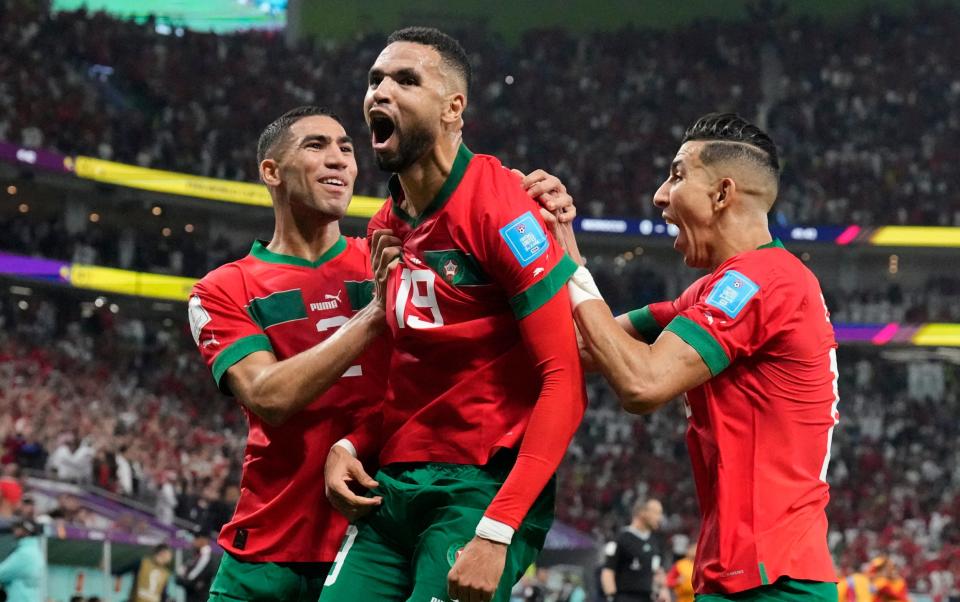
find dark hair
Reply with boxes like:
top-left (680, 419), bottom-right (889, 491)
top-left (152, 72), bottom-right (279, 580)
top-left (152, 543), bottom-right (172, 555)
top-left (257, 106), bottom-right (340, 164)
top-left (386, 26), bottom-right (471, 95)
top-left (682, 112), bottom-right (780, 180)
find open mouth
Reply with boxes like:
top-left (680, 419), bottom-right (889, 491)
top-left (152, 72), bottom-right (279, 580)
top-left (370, 114), bottom-right (396, 148)
top-left (318, 177), bottom-right (347, 187)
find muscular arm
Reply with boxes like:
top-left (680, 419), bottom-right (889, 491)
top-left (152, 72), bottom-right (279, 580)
top-left (557, 220), bottom-right (709, 412)
top-left (574, 299), bottom-right (711, 414)
top-left (225, 303), bottom-right (386, 426)
top-left (483, 291), bottom-right (587, 529)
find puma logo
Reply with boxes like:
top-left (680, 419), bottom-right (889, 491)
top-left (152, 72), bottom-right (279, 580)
top-left (311, 290), bottom-right (342, 311)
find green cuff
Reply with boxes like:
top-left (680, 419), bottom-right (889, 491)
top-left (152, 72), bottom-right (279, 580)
top-left (664, 316), bottom-right (730, 376)
top-left (212, 334), bottom-right (274, 395)
top-left (509, 255), bottom-right (579, 319)
top-left (626, 306), bottom-right (664, 342)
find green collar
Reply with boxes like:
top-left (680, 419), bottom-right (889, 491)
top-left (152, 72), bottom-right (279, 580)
top-left (249, 237), bottom-right (347, 268)
top-left (757, 238), bottom-right (785, 250)
top-left (388, 144), bottom-right (474, 227)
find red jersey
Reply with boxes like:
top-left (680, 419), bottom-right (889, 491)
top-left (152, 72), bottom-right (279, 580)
top-left (364, 144), bottom-right (584, 528)
top-left (640, 241), bottom-right (839, 593)
top-left (189, 237), bottom-right (388, 562)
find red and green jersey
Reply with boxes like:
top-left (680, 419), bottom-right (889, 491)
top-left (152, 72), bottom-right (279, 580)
top-left (633, 240), bottom-right (839, 594)
top-left (364, 144), bottom-right (584, 528)
top-left (367, 144), bottom-right (578, 466)
top-left (189, 237), bottom-right (388, 563)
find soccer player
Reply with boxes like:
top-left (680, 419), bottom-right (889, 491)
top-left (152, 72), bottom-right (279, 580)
top-left (190, 106), bottom-right (390, 600)
top-left (666, 544), bottom-right (698, 602)
top-left (321, 27), bottom-right (587, 602)
top-left (559, 113), bottom-right (840, 600)
top-left (190, 106), bottom-right (574, 599)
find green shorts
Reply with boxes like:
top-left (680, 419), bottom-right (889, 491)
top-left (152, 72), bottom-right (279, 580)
top-left (319, 452), bottom-right (556, 602)
top-left (208, 551), bottom-right (332, 602)
top-left (695, 579), bottom-right (837, 602)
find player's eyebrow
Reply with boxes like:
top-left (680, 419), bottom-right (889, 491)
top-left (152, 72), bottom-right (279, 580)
top-left (369, 66), bottom-right (422, 84)
top-left (301, 134), bottom-right (331, 146)
top-left (301, 134), bottom-right (353, 146)
top-left (671, 159), bottom-right (684, 173)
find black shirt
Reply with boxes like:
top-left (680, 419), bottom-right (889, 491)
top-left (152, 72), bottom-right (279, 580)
top-left (604, 527), bottom-right (665, 596)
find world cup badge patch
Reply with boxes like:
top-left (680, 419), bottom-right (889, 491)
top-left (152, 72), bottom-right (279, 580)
top-left (705, 270), bottom-right (759, 318)
top-left (500, 211), bottom-right (548, 267)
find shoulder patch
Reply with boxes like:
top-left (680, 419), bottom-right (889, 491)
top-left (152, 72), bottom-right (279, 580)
top-left (705, 270), bottom-right (760, 318)
top-left (188, 295), bottom-right (211, 346)
top-left (499, 211), bottom-right (548, 267)
top-left (604, 541), bottom-right (618, 557)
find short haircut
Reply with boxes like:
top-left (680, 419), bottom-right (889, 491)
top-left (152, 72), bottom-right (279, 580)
top-left (632, 498), bottom-right (658, 516)
top-left (682, 113), bottom-right (780, 183)
top-left (152, 543), bottom-right (171, 555)
top-left (386, 26), bottom-right (471, 96)
top-left (257, 106), bottom-right (340, 164)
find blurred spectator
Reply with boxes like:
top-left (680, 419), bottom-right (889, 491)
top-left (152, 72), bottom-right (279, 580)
top-left (46, 432), bottom-right (95, 483)
top-left (176, 531), bottom-right (215, 602)
top-left (0, 465), bottom-right (22, 518)
top-left (113, 543), bottom-right (174, 602)
top-left (0, 518), bottom-right (44, 602)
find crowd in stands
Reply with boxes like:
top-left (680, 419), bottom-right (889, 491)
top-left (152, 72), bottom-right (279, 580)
top-left (3, 207), bottom-right (248, 278)
top-left (2, 2), bottom-right (960, 226)
top-left (2, 281), bottom-right (959, 593)
top-left (0, 291), bottom-right (245, 536)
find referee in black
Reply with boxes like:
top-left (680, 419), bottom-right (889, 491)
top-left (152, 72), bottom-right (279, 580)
top-left (601, 498), bottom-right (667, 602)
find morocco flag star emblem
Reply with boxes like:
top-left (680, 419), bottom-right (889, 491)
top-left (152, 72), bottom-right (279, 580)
top-left (443, 259), bottom-right (459, 282)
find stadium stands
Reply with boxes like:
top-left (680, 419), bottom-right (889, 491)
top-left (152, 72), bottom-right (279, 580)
top-left (3, 3), bottom-right (960, 224)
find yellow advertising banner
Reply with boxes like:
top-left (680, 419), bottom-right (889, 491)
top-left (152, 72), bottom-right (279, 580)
top-left (68, 264), bottom-right (197, 301)
top-left (73, 156), bottom-right (384, 217)
top-left (870, 226), bottom-right (960, 247)
top-left (912, 323), bottom-right (960, 347)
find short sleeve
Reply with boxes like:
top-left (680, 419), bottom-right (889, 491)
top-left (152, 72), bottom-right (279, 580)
top-left (472, 164), bottom-right (577, 319)
top-left (627, 275), bottom-right (713, 341)
top-left (189, 276), bottom-right (274, 395)
top-left (603, 539), bottom-right (619, 569)
top-left (665, 258), bottom-right (800, 376)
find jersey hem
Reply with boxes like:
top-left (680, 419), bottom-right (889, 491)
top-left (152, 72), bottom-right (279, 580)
top-left (212, 334), bottom-right (274, 394)
top-left (664, 316), bottom-right (730, 376)
top-left (627, 306), bottom-right (664, 342)
top-left (694, 578), bottom-right (837, 601)
top-left (509, 255), bottom-right (578, 319)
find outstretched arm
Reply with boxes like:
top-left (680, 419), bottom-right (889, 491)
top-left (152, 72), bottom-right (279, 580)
top-left (557, 220), bottom-right (711, 413)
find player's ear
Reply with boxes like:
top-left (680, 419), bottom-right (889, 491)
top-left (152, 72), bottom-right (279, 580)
top-left (714, 178), bottom-right (736, 211)
top-left (442, 91), bottom-right (466, 127)
top-left (260, 158), bottom-right (281, 187)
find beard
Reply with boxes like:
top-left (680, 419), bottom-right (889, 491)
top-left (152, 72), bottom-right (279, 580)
top-left (374, 121), bottom-right (436, 173)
